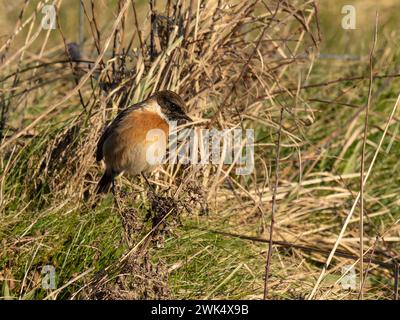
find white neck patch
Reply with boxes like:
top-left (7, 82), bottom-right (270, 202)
top-left (143, 101), bottom-right (170, 124)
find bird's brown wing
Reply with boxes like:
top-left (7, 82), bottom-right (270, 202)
top-left (96, 125), bottom-right (112, 162)
top-left (96, 103), bottom-right (143, 162)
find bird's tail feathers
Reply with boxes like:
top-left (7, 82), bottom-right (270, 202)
top-left (96, 170), bottom-right (115, 194)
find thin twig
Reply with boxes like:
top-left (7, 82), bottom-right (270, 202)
top-left (359, 236), bottom-right (379, 299)
top-left (359, 12), bottom-right (378, 300)
top-left (264, 105), bottom-right (284, 299)
top-left (394, 263), bottom-right (399, 300)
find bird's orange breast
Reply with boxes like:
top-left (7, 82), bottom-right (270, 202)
top-left (102, 108), bottom-right (169, 175)
top-left (117, 108), bottom-right (169, 141)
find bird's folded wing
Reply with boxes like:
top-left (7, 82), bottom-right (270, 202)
top-left (95, 102), bottom-right (144, 162)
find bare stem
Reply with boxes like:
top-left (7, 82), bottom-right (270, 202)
top-left (359, 12), bottom-right (378, 300)
top-left (263, 105), bottom-right (284, 299)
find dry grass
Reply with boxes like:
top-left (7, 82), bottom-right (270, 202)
top-left (0, 0), bottom-right (399, 300)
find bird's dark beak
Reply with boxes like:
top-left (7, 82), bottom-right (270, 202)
top-left (181, 113), bottom-right (192, 123)
top-left (173, 111), bottom-right (192, 123)
top-left (170, 110), bottom-right (192, 124)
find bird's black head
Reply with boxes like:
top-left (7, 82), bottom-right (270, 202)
top-left (153, 90), bottom-right (192, 124)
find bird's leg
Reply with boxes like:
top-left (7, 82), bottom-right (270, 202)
top-left (141, 173), bottom-right (156, 195)
top-left (112, 180), bottom-right (123, 211)
top-left (111, 180), bottom-right (116, 195)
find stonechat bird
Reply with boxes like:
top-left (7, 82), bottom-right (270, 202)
top-left (96, 90), bottom-right (192, 194)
